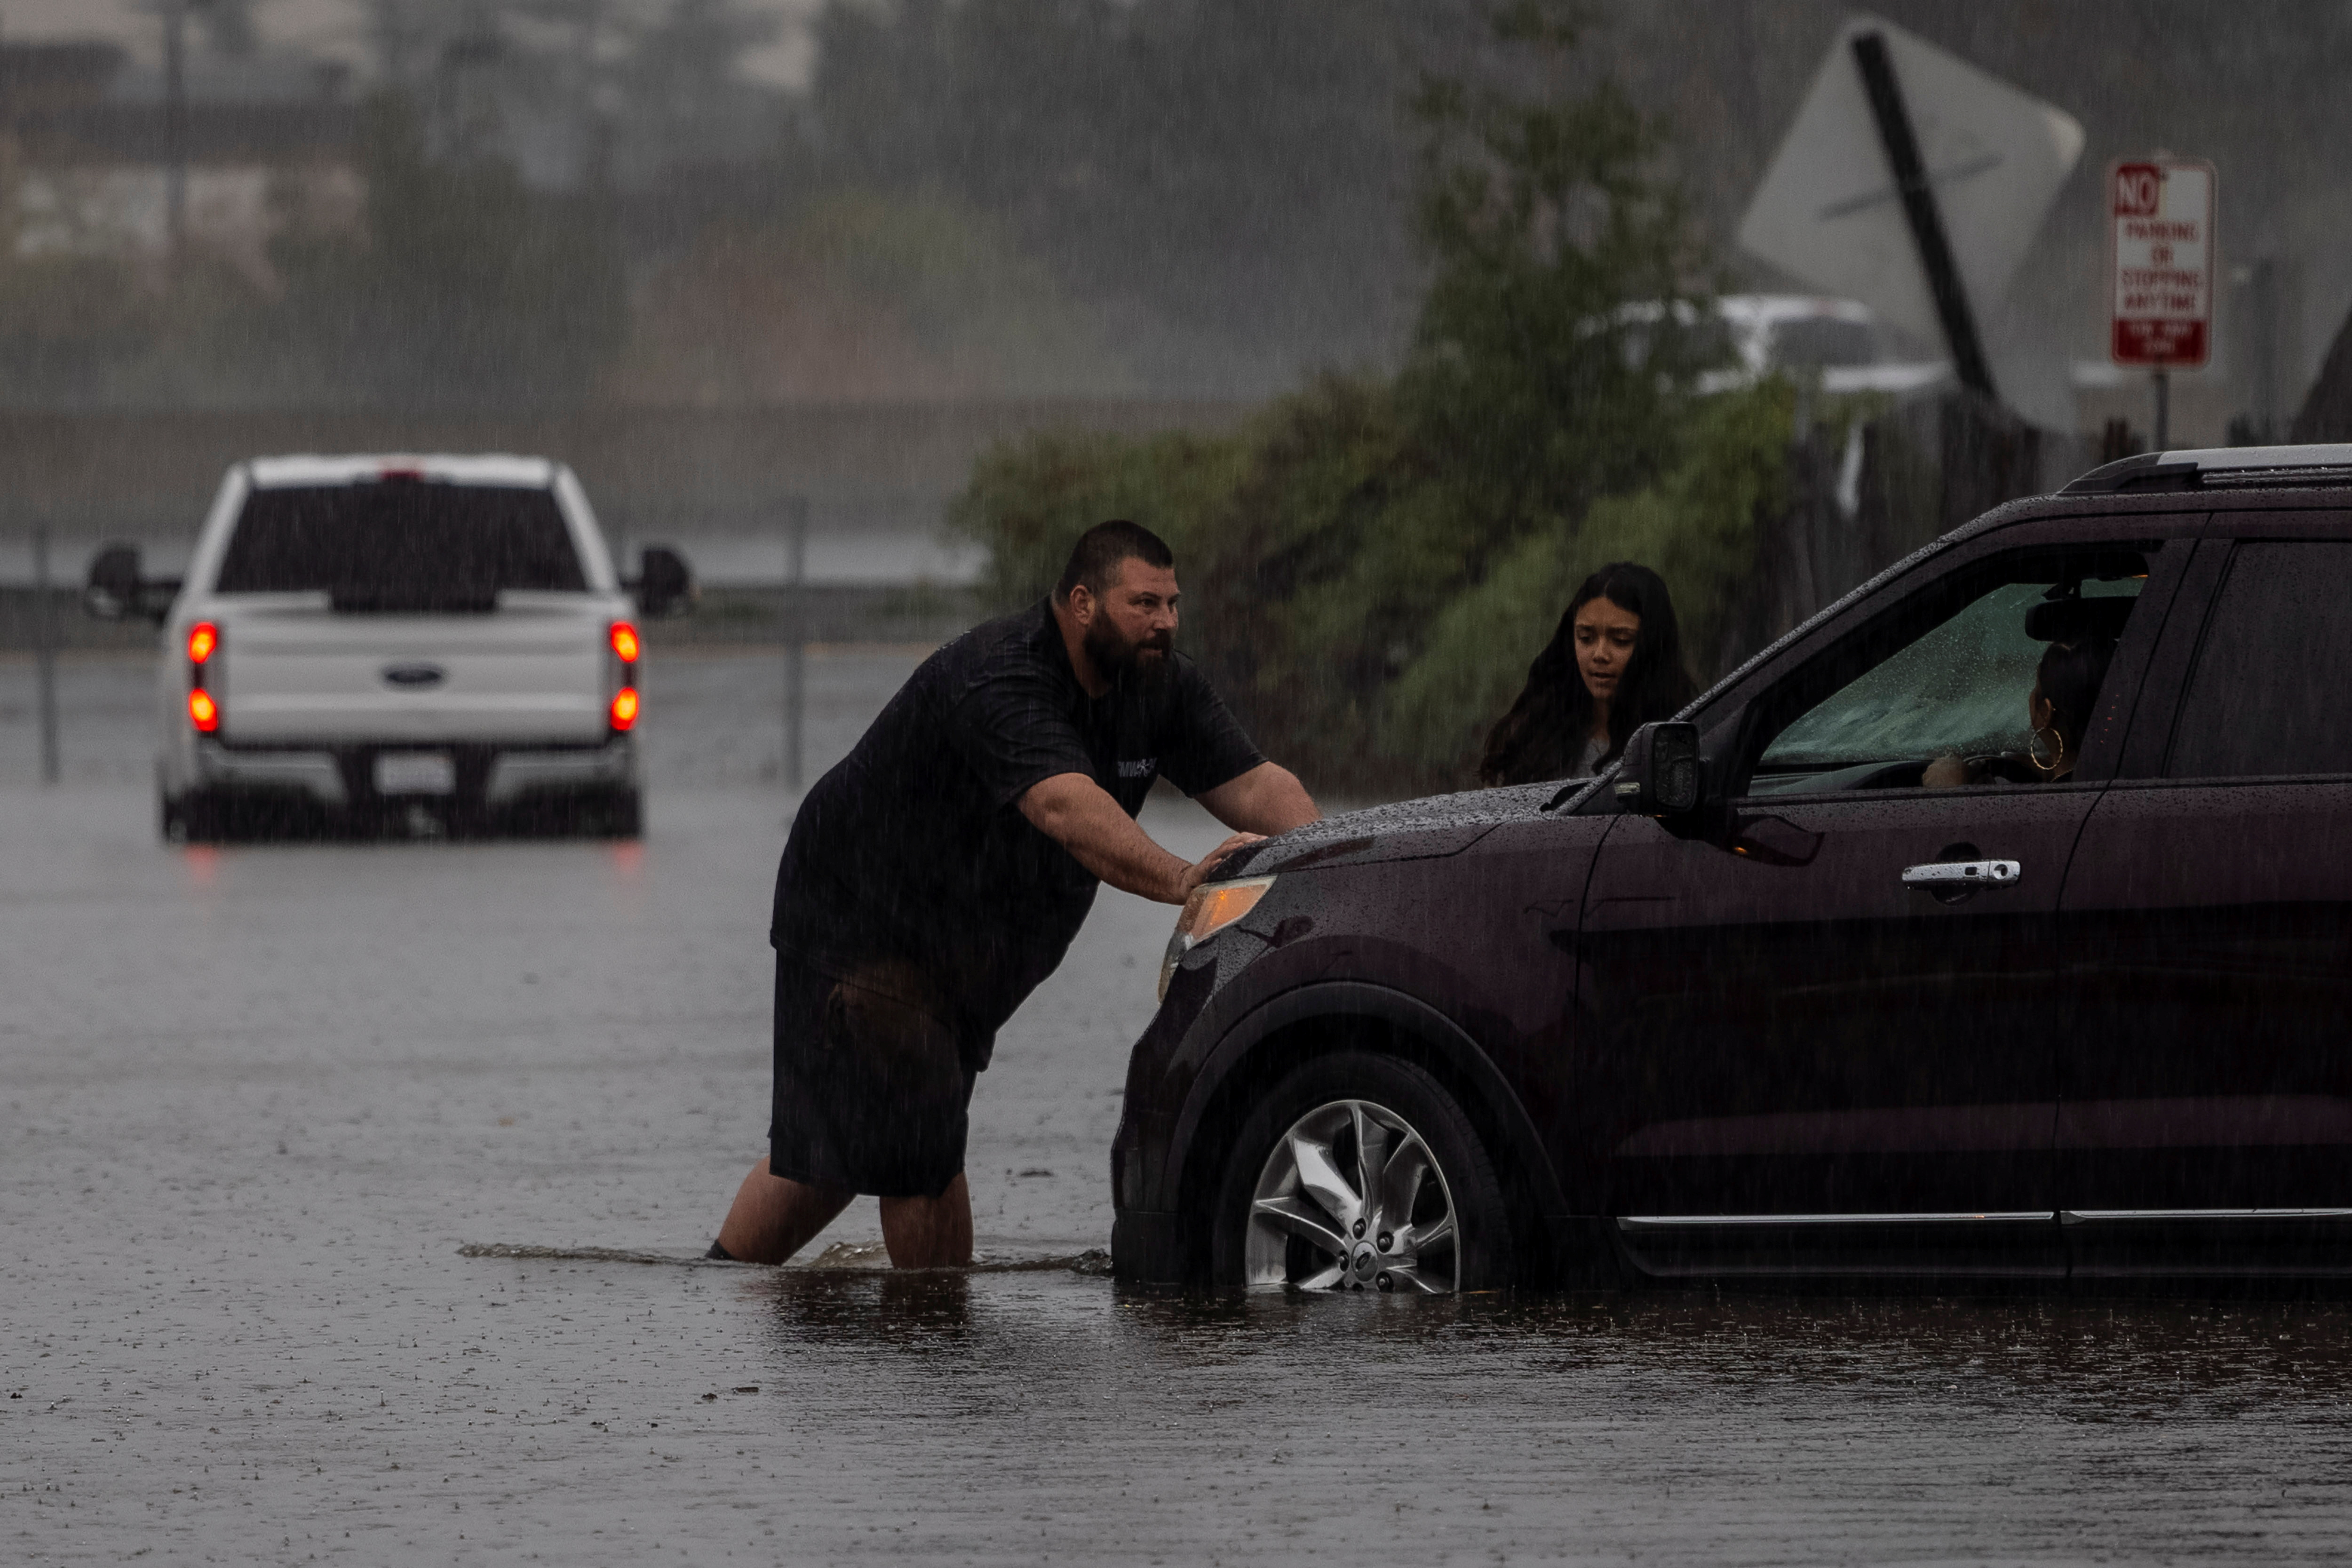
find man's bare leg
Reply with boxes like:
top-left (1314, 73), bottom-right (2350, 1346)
top-left (879, 1172), bottom-right (973, 1268)
top-left (715, 1159), bottom-right (855, 1264)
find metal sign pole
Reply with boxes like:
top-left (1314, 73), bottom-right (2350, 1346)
top-left (783, 497), bottom-right (807, 793)
top-left (34, 524), bottom-right (60, 786)
top-left (1850, 31), bottom-right (2000, 402)
top-left (2153, 368), bottom-right (2170, 449)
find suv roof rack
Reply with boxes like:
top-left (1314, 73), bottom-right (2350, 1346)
top-left (2063, 444), bottom-right (2352, 495)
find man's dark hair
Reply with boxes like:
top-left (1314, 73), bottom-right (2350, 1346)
top-left (1056, 520), bottom-right (1175, 603)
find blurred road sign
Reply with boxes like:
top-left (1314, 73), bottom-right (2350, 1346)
top-left (1739, 14), bottom-right (2083, 355)
top-left (2109, 158), bottom-right (2215, 369)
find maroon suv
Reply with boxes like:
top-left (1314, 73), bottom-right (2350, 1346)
top-left (1112, 445), bottom-right (2352, 1292)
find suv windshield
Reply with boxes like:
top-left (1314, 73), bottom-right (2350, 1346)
top-left (215, 481), bottom-right (587, 612)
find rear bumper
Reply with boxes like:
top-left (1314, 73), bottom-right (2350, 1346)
top-left (189, 738), bottom-right (635, 807)
top-left (483, 744), bottom-right (634, 803)
top-left (196, 744), bottom-right (350, 804)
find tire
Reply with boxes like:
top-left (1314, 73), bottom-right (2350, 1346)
top-left (602, 788), bottom-right (643, 839)
top-left (162, 789), bottom-right (224, 845)
top-left (1208, 1050), bottom-right (1513, 1294)
top-left (567, 787), bottom-right (641, 839)
top-left (505, 790), bottom-right (635, 839)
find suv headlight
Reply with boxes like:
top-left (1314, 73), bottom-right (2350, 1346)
top-left (1158, 875), bottom-right (1276, 1001)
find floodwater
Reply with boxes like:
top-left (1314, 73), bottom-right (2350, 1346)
top-left (8, 646), bottom-right (2352, 1565)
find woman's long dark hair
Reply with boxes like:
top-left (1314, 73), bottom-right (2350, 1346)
top-left (2036, 633), bottom-right (2118, 764)
top-left (1478, 562), bottom-right (1698, 787)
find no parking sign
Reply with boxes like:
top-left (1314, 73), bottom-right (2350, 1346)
top-left (2110, 157), bottom-right (2215, 369)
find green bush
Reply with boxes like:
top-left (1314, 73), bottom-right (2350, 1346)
top-left (1382, 379), bottom-right (1792, 781)
top-left (949, 375), bottom-right (1793, 797)
top-left (951, 375), bottom-right (1422, 788)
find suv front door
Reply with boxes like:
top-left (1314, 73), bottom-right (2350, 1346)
top-left (1578, 531), bottom-right (2190, 1280)
top-left (2059, 524), bottom-right (2352, 1277)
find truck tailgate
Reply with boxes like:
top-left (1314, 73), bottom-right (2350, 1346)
top-left (214, 599), bottom-right (611, 745)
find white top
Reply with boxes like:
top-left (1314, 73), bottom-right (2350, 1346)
top-left (246, 454), bottom-right (560, 490)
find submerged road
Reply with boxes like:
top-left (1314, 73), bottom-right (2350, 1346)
top-left (6, 647), bottom-right (2352, 1563)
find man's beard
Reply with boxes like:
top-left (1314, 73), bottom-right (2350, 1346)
top-left (1085, 615), bottom-right (1174, 685)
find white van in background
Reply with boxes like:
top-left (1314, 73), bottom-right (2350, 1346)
top-left (85, 454), bottom-right (692, 842)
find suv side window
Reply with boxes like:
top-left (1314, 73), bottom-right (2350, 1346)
top-left (1745, 550), bottom-right (2149, 798)
top-left (2168, 541), bottom-right (2352, 779)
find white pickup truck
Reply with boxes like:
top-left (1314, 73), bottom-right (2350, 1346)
top-left (85, 454), bottom-right (691, 842)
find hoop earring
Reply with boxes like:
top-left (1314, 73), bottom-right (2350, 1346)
top-left (2027, 725), bottom-right (2065, 775)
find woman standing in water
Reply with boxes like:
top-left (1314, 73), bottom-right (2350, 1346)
top-left (1478, 562), bottom-right (1698, 787)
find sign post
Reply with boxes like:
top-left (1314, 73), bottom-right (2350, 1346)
top-left (34, 524), bottom-right (58, 786)
top-left (1848, 31), bottom-right (1996, 398)
top-left (2109, 156), bottom-right (2215, 449)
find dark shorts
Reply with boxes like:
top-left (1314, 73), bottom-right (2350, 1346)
top-left (768, 951), bottom-right (979, 1200)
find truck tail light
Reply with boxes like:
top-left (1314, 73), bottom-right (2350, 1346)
top-left (610, 687), bottom-right (639, 732)
top-left (188, 621), bottom-right (220, 732)
top-left (609, 621), bottom-right (640, 663)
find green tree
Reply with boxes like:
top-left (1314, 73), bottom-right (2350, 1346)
top-left (1400, 0), bottom-right (1714, 525)
top-left (951, 0), bottom-right (1762, 796)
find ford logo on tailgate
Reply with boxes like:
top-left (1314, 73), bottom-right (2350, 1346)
top-left (381, 662), bottom-right (445, 688)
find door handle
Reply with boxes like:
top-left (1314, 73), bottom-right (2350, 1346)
top-left (1902, 859), bottom-right (2020, 889)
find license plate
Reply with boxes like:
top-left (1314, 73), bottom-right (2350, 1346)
top-left (373, 751), bottom-right (455, 796)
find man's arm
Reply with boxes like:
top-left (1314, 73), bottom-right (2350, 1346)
top-left (1020, 773), bottom-right (1262, 905)
top-left (1197, 761), bottom-right (1320, 836)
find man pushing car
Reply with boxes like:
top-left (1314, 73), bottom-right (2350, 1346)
top-left (709, 520), bottom-right (1321, 1266)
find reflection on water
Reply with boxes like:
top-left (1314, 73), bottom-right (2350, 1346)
top-left (765, 1268), bottom-right (981, 1345)
top-left (718, 1276), bottom-right (2352, 1560)
top-left (887, 1279), bottom-right (2352, 1434)
top-left (1107, 1289), bottom-right (2352, 1409)
top-left (762, 1271), bottom-right (2352, 1413)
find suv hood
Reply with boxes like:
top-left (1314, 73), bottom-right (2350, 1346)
top-left (1230, 781), bottom-right (1565, 875)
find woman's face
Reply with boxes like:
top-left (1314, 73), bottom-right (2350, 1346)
top-left (1574, 596), bottom-right (1642, 708)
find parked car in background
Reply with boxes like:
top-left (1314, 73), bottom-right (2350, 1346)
top-left (1708, 294), bottom-right (1951, 397)
top-left (1618, 294), bottom-right (1950, 398)
top-left (85, 454), bottom-right (693, 842)
top-left (1115, 443), bottom-right (2352, 1294)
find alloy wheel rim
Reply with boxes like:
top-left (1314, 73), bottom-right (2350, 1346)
top-left (1243, 1097), bottom-right (1460, 1293)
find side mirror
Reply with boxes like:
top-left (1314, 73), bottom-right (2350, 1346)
top-left (1614, 721), bottom-right (1703, 817)
top-left (84, 543), bottom-right (146, 622)
top-left (631, 545), bottom-right (695, 619)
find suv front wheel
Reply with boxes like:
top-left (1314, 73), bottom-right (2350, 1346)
top-left (1208, 1051), bottom-right (1512, 1293)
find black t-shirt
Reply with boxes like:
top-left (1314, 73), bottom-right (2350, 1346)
top-left (769, 599), bottom-right (1263, 1065)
